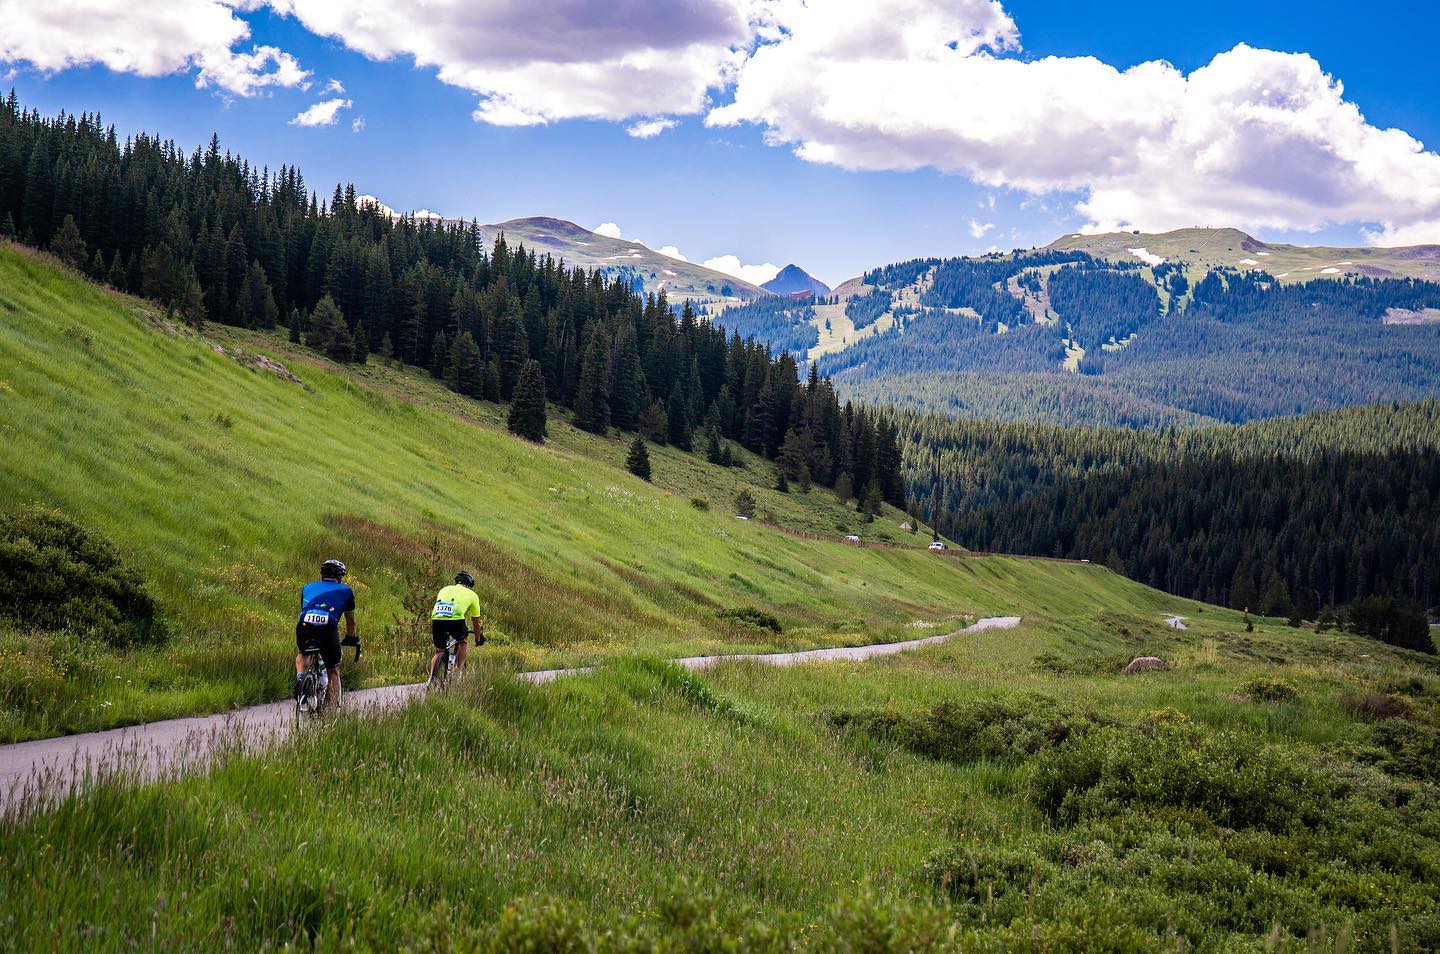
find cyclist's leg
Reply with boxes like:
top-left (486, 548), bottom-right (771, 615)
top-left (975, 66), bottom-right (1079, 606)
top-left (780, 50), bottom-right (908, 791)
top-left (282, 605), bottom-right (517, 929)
top-left (294, 623), bottom-right (313, 699)
top-left (317, 626), bottom-right (343, 707)
top-left (430, 620), bottom-right (457, 683)
top-left (455, 635), bottom-right (469, 671)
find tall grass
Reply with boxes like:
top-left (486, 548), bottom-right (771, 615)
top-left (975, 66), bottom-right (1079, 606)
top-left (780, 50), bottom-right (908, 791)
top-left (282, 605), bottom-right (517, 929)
top-left (4, 608), bottom-right (1437, 950)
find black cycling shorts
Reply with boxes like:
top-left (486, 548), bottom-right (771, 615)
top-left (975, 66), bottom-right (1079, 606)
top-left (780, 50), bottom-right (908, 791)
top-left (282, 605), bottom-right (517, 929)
top-left (432, 618), bottom-right (471, 650)
top-left (296, 621), bottom-right (342, 670)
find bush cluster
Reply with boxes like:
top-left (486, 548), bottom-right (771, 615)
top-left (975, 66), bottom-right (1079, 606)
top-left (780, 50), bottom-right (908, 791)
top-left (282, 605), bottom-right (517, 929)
top-left (831, 694), bottom-right (1104, 764)
top-left (0, 506), bottom-right (166, 647)
top-left (717, 606), bottom-right (782, 634)
top-left (1032, 723), bottom-right (1334, 832)
top-left (1244, 674), bottom-right (1299, 701)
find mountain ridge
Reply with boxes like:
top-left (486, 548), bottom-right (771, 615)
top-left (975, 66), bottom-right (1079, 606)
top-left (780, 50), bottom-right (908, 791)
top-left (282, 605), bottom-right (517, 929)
top-left (763, 264), bottom-right (832, 297)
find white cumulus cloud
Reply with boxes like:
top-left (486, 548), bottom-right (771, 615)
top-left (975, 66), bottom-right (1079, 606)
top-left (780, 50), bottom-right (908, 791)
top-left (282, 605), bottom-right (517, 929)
top-left (593, 222), bottom-right (623, 239)
top-left (968, 219), bottom-right (995, 239)
top-left (324, 77), bottom-right (345, 93)
top-left (0, 0), bottom-right (310, 96)
top-left (351, 116), bottom-right (366, 133)
top-left (289, 97), bottom-right (351, 127)
top-left (708, 2), bottom-right (1440, 245)
top-left (12, 0), bottom-right (1440, 246)
top-left (264, 0), bottom-right (754, 125)
top-left (702, 254), bottom-right (780, 286)
top-left (627, 118), bottom-right (678, 139)
top-left (656, 244), bottom-right (689, 261)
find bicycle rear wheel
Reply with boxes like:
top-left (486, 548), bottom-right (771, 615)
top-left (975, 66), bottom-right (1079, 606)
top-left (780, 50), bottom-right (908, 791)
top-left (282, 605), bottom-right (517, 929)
top-left (428, 651), bottom-right (448, 690)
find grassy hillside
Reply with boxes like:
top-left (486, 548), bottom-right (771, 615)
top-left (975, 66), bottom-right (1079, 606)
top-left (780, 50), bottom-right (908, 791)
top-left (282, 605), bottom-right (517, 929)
top-left (0, 244), bottom-right (1177, 740)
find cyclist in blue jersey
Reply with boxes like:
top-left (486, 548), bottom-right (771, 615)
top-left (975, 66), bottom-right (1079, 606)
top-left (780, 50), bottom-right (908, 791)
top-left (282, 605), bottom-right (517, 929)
top-left (295, 559), bottom-right (358, 707)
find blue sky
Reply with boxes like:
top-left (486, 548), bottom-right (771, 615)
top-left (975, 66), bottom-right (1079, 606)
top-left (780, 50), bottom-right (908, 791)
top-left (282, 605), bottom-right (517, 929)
top-left (5, 0), bottom-right (1439, 286)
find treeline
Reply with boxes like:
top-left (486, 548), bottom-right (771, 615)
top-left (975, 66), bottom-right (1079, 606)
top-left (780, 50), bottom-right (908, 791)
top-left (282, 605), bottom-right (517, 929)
top-left (702, 296), bottom-right (818, 354)
top-left (897, 401), bottom-right (1440, 636)
top-left (0, 94), bottom-right (905, 509)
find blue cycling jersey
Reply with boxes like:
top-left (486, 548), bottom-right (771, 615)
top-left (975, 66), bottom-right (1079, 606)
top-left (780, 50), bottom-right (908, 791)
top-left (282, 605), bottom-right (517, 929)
top-left (297, 579), bottom-right (356, 627)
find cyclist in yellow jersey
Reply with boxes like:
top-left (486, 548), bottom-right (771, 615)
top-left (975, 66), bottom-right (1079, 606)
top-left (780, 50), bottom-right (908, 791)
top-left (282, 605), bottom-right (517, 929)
top-left (430, 570), bottom-right (484, 675)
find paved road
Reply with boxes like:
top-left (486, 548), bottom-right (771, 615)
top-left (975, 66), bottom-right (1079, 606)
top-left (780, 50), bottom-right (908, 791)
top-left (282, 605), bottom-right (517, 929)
top-left (1, 616), bottom-right (1021, 813)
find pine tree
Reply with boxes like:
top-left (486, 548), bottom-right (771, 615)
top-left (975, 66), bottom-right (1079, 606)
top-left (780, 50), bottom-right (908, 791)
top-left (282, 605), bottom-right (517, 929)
top-left (639, 400), bottom-right (669, 444)
top-left (105, 252), bottom-right (126, 289)
top-left (834, 473), bottom-right (854, 504)
top-left (352, 322), bottom-right (369, 364)
top-left (447, 330), bottom-right (482, 397)
top-left (378, 332), bottom-right (395, 364)
top-left (735, 489), bottom-right (757, 518)
top-left (611, 326), bottom-right (646, 431)
top-left (49, 214), bottom-right (86, 269)
top-left (706, 424), bottom-right (724, 465)
top-left (88, 249), bottom-right (107, 281)
top-left (626, 435), bottom-right (651, 481)
top-left (575, 330), bottom-right (611, 435)
top-left (243, 260), bottom-right (279, 329)
top-left (508, 359), bottom-right (548, 441)
top-left (666, 385), bottom-right (691, 450)
top-left (1260, 576), bottom-right (1292, 618)
top-left (430, 331), bottom-right (450, 379)
top-left (140, 243), bottom-right (178, 303)
top-left (177, 270), bottom-right (207, 327)
top-left (774, 467), bottom-right (789, 494)
top-left (308, 294), bottom-right (352, 362)
top-left (862, 478), bottom-right (884, 521)
top-left (0, 211), bottom-right (15, 239)
top-left (483, 359), bottom-right (502, 402)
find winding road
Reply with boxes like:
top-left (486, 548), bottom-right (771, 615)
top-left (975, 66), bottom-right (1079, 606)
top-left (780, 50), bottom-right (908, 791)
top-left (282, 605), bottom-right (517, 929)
top-left (1, 616), bottom-right (1021, 813)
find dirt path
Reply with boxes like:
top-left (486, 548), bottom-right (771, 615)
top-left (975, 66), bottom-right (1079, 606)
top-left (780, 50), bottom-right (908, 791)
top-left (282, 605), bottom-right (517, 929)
top-left (2, 616), bottom-right (1021, 813)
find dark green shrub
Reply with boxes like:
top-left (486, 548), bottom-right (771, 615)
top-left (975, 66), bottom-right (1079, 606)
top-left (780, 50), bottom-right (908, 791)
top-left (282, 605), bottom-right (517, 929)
top-left (1341, 691), bottom-right (1411, 721)
top-left (1244, 674), bottom-right (1298, 701)
top-left (718, 606), bottom-right (781, 633)
top-left (1033, 724), bottom-right (1333, 832)
top-left (831, 694), bottom-right (1103, 764)
top-left (1031, 651), bottom-right (1131, 675)
top-left (0, 506), bottom-right (166, 647)
top-left (1367, 719), bottom-right (1440, 782)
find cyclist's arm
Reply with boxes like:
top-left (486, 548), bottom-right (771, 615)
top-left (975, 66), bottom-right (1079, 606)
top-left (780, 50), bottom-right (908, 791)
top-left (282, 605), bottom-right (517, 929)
top-left (343, 609), bottom-right (357, 637)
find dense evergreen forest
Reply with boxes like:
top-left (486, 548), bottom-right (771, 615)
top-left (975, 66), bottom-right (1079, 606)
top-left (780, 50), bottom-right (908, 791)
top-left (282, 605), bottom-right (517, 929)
top-left (824, 250), bottom-right (1440, 426)
top-left (702, 295), bottom-right (818, 354)
top-left (0, 94), bottom-right (904, 511)
top-left (899, 401), bottom-right (1440, 637)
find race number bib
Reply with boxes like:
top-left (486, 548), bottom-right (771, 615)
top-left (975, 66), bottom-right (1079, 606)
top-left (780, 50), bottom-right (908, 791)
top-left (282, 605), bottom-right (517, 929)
top-left (433, 600), bottom-right (457, 618)
top-left (303, 610), bottom-right (332, 626)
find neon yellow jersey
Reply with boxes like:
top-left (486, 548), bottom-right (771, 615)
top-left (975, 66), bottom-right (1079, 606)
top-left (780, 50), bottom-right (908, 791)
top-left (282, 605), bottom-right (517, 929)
top-left (431, 584), bottom-right (481, 621)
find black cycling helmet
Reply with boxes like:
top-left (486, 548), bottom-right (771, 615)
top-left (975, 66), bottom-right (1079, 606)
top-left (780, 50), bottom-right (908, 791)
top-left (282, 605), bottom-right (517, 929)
top-left (454, 570), bottom-right (475, 588)
top-left (321, 559), bottom-right (347, 579)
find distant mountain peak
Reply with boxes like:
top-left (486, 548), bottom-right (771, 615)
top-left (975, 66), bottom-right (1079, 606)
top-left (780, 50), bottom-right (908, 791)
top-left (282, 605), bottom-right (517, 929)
top-left (763, 264), bottom-right (832, 297)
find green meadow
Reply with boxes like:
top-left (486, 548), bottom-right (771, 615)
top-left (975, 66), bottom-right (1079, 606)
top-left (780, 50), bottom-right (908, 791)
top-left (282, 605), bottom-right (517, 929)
top-left (0, 243), bottom-right (1168, 739)
top-left (4, 609), bottom-right (1438, 950)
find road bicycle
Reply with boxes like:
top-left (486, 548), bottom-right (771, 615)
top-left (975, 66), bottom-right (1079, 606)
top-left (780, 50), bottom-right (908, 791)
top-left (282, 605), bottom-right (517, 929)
top-left (427, 626), bottom-right (480, 691)
top-left (296, 635), bottom-right (362, 718)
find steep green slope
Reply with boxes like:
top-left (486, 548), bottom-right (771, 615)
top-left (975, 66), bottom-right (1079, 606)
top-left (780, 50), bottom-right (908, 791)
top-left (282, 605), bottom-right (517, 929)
top-left (0, 244), bottom-right (1179, 740)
